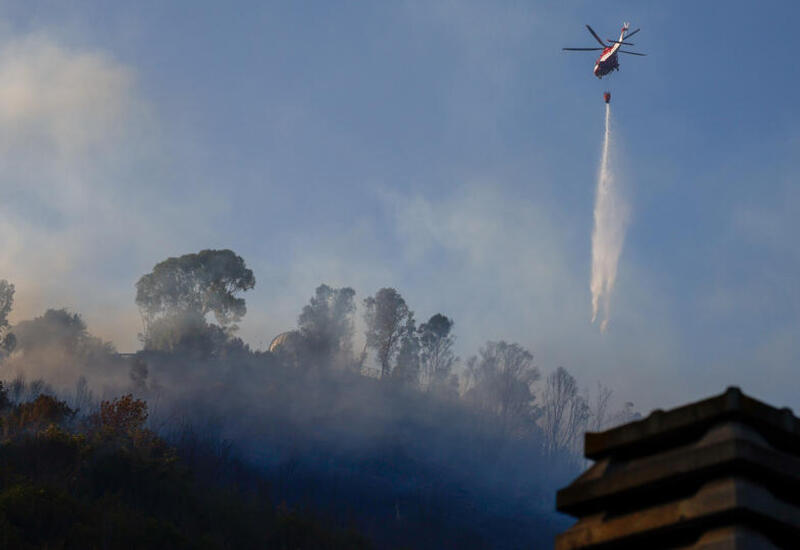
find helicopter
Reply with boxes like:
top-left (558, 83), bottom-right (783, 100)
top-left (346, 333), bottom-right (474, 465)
top-left (563, 23), bottom-right (645, 79)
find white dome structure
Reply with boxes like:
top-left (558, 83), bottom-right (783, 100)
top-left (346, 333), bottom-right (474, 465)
top-left (268, 330), bottom-right (300, 353)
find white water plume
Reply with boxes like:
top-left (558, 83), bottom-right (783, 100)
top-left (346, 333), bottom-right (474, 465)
top-left (590, 103), bottom-right (628, 332)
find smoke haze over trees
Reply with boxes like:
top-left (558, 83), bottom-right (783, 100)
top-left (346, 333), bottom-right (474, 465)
top-left (297, 284), bottom-right (357, 369)
top-left (418, 313), bottom-right (458, 393)
top-left (0, 281), bottom-right (16, 355)
top-left (135, 249), bottom-right (255, 354)
top-left (363, 287), bottom-right (415, 379)
top-left (0, 250), bottom-right (641, 548)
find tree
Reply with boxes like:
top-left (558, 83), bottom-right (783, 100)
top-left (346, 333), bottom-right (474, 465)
top-left (136, 249), bottom-right (255, 329)
top-left (141, 311), bottom-right (234, 355)
top-left (590, 382), bottom-right (613, 432)
top-left (609, 401), bottom-right (642, 428)
top-left (4, 394), bottom-right (75, 437)
top-left (135, 249), bottom-right (255, 350)
top-left (92, 394), bottom-right (148, 438)
top-left (0, 280), bottom-right (16, 353)
top-left (540, 367), bottom-right (590, 458)
top-left (418, 314), bottom-right (457, 392)
top-left (7, 309), bottom-right (118, 389)
top-left (12, 309), bottom-right (116, 358)
top-left (363, 288), bottom-right (414, 378)
top-left (465, 341), bottom-right (540, 434)
top-left (297, 284), bottom-right (356, 368)
top-left (392, 320), bottom-right (420, 386)
top-left (0, 380), bottom-right (9, 411)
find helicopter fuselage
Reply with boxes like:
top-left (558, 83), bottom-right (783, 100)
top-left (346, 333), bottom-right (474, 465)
top-left (593, 49), bottom-right (620, 79)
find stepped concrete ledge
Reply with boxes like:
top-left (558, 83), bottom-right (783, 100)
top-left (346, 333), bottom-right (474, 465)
top-left (556, 387), bottom-right (800, 549)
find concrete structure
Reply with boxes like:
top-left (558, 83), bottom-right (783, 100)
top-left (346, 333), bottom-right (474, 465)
top-left (556, 387), bottom-right (800, 549)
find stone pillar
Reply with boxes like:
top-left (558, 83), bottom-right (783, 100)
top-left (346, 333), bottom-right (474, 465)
top-left (555, 387), bottom-right (800, 549)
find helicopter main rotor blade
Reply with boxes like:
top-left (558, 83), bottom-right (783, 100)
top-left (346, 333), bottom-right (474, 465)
top-left (619, 50), bottom-right (646, 56)
top-left (623, 28), bottom-right (640, 40)
top-left (562, 47), bottom-right (604, 51)
top-left (585, 25), bottom-right (608, 47)
top-left (607, 40), bottom-right (635, 45)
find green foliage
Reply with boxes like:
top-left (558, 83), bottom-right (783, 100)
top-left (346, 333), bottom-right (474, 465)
top-left (298, 284), bottom-right (357, 367)
top-left (363, 288), bottom-right (415, 378)
top-left (0, 279), bottom-right (15, 353)
top-left (14, 309), bottom-right (87, 350)
top-left (418, 314), bottom-right (458, 393)
top-left (465, 341), bottom-right (541, 435)
top-left (392, 324), bottom-right (421, 386)
top-left (11, 308), bottom-right (116, 360)
top-left (96, 394), bottom-right (148, 435)
top-left (142, 311), bottom-right (248, 357)
top-left (0, 391), bottom-right (371, 549)
top-left (136, 250), bottom-right (255, 355)
top-left (0, 484), bottom-right (81, 548)
top-left (3, 394), bottom-right (76, 438)
top-left (0, 381), bottom-right (9, 411)
top-left (136, 249), bottom-right (255, 330)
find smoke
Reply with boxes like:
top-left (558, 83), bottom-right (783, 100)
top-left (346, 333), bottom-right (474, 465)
top-left (3, 308), bottom-right (129, 398)
top-left (0, 267), bottom-right (653, 547)
top-left (590, 103), bottom-right (629, 332)
top-left (0, 299), bottom-right (585, 547)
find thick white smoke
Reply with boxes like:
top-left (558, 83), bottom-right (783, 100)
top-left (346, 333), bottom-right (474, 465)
top-left (590, 103), bottom-right (628, 332)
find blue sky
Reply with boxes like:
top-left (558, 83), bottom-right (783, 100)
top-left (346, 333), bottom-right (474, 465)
top-left (1, 1), bottom-right (799, 412)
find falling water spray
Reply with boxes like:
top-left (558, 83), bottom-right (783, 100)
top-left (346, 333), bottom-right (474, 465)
top-left (590, 102), bottom-right (628, 332)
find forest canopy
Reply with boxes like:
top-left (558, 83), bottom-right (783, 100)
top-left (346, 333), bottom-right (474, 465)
top-left (0, 250), bottom-right (639, 549)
